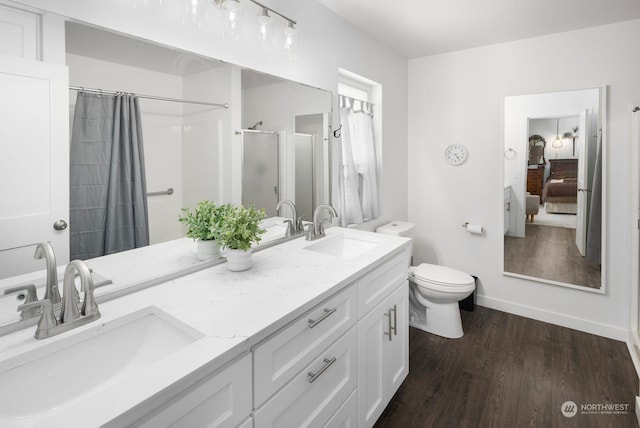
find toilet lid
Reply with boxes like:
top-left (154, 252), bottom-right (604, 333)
top-left (413, 263), bottom-right (474, 287)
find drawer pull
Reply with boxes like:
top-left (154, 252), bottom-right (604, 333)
top-left (308, 307), bottom-right (337, 328)
top-left (384, 309), bottom-right (392, 341)
top-left (307, 357), bottom-right (337, 383)
top-left (391, 304), bottom-right (397, 336)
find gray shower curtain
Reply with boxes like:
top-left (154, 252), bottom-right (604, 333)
top-left (70, 92), bottom-right (149, 260)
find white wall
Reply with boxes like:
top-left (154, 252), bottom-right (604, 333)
top-left (11, 0), bottom-right (409, 224)
top-left (408, 20), bottom-right (640, 340)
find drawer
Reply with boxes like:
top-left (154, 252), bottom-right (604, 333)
top-left (358, 250), bottom-right (409, 318)
top-left (323, 389), bottom-right (358, 428)
top-left (254, 327), bottom-right (358, 428)
top-left (254, 285), bottom-right (357, 407)
top-left (134, 353), bottom-right (252, 428)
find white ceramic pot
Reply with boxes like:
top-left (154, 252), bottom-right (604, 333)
top-left (226, 248), bottom-right (252, 271)
top-left (196, 240), bottom-right (221, 261)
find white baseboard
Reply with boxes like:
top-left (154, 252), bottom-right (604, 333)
top-left (476, 294), bottom-right (628, 341)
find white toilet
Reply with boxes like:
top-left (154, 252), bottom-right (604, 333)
top-left (376, 221), bottom-right (476, 339)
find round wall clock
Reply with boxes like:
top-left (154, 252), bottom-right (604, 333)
top-left (444, 144), bottom-right (468, 166)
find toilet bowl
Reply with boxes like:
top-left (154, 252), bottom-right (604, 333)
top-left (409, 263), bottom-right (475, 339)
top-left (376, 221), bottom-right (475, 339)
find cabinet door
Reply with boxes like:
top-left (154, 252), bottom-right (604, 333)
top-left (0, 4), bottom-right (39, 60)
top-left (385, 282), bottom-right (409, 395)
top-left (357, 297), bottom-right (387, 427)
top-left (0, 56), bottom-right (69, 278)
top-left (358, 282), bottom-right (409, 428)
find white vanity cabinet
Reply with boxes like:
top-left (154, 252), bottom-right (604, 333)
top-left (130, 353), bottom-right (253, 428)
top-left (253, 245), bottom-right (411, 428)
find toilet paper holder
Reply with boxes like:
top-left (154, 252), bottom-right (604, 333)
top-left (461, 222), bottom-right (483, 234)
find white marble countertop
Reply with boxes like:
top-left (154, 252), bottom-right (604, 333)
top-left (0, 227), bottom-right (411, 427)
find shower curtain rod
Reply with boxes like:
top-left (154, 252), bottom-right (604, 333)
top-left (69, 85), bottom-right (228, 109)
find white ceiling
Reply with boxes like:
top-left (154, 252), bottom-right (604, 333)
top-left (316, 0), bottom-right (640, 58)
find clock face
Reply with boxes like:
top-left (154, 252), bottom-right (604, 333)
top-left (444, 144), bottom-right (468, 165)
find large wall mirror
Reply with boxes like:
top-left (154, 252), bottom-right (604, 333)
top-left (503, 87), bottom-right (605, 292)
top-left (0, 20), bottom-right (332, 279)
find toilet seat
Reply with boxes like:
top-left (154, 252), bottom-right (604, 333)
top-left (410, 263), bottom-right (475, 292)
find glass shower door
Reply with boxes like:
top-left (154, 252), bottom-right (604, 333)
top-left (241, 130), bottom-right (279, 216)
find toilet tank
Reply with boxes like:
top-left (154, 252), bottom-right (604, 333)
top-left (376, 221), bottom-right (415, 238)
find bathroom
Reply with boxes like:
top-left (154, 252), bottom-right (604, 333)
top-left (1, 0), bottom-right (640, 426)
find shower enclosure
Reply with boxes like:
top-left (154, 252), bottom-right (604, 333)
top-left (241, 130), bottom-right (280, 216)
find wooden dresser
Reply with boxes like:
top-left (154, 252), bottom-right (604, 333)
top-left (526, 167), bottom-right (544, 199)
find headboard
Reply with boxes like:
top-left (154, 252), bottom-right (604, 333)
top-left (548, 158), bottom-right (578, 179)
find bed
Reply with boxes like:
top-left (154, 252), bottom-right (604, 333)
top-left (542, 158), bottom-right (578, 214)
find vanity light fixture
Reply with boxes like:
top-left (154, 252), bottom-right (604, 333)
top-left (211, 0), bottom-right (297, 57)
top-left (552, 118), bottom-right (563, 149)
top-left (220, 0), bottom-right (242, 38)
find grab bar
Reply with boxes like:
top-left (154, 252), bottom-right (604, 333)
top-left (147, 188), bottom-right (174, 197)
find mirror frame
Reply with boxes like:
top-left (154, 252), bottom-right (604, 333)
top-left (501, 86), bottom-right (607, 294)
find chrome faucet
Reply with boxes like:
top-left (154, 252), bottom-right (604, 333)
top-left (18, 260), bottom-right (100, 339)
top-left (276, 199), bottom-right (303, 235)
top-left (306, 204), bottom-right (338, 241)
top-left (34, 242), bottom-right (61, 305)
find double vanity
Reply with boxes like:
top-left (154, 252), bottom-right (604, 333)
top-left (0, 227), bottom-right (411, 427)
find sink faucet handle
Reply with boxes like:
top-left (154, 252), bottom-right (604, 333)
top-left (304, 223), bottom-right (314, 240)
top-left (18, 299), bottom-right (58, 337)
top-left (4, 284), bottom-right (38, 303)
top-left (282, 219), bottom-right (294, 237)
top-left (296, 215), bottom-right (305, 233)
top-left (81, 280), bottom-right (100, 318)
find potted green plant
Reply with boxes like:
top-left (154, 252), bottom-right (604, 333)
top-left (178, 200), bottom-right (223, 261)
top-left (213, 204), bottom-right (266, 271)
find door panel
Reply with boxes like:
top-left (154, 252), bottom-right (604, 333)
top-left (0, 56), bottom-right (69, 278)
top-left (576, 109), bottom-right (589, 255)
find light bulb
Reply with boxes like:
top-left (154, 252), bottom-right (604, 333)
top-left (221, 0), bottom-right (242, 39)
top-left (283, 21), bottom-right (297, 59)
top-left (257, 8), bottom-right (272, 48)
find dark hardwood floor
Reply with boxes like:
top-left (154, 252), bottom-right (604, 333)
top-left (374, 306), bottom-right (638, 428)
top-left (504, 224), bottom-right (601, 288)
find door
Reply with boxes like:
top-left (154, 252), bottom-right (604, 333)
top-left (575, 109), bottom-right (589, 255)
top-left (0, 56), bottom-right (69, 278)
top-left (386, 283), bottom-right (409, 394)
top-left (241, 130), bottom-right (279, 216)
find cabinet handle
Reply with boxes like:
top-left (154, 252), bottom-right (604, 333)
top-left (391, 304), bottom-right (397, 336)
top-left (308, 307), bottom-right (336, 328)
top-left (384, 309), bottom-right (393, 341)
top-left (307, 357), bottom-right (337, 383)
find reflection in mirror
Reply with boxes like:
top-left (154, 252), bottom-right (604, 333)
top-left (503, 87), bottom-right (605, 291)
top-left (0, 20), bottom-right (332, 281)
top-left (241, 130), bottom-right (280, 216)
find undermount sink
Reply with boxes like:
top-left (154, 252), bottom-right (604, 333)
top-left (0, 306), bottom-right (202, 423)
top-left (304, 231), bottom-right (380, 259)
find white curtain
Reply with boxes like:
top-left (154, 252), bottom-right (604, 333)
top-left (338, 95), bottom-right (379, 226)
